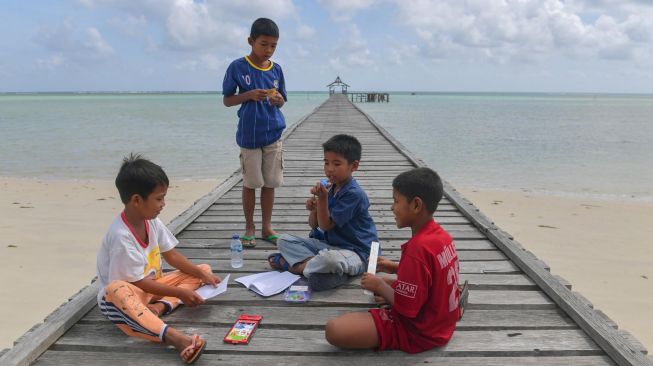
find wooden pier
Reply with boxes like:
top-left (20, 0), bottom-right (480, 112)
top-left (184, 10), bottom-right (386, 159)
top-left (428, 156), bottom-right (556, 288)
top-left (3, 94), bottom-right (651, 366)
top-left (349, 92), bottom-right (389, 103)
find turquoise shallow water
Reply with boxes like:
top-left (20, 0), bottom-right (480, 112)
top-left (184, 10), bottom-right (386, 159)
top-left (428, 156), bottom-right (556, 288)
top-left (1, 92), bottom-right (652, 201)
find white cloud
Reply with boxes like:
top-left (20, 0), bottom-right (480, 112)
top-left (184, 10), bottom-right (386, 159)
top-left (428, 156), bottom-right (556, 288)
top-left (33, 19), bottom-right (114, 68)
top-left (37, 54), bottom-right (66, 70)
top-left (329, 24), bottom-right (373, 68)
top-left (389, 43), bottom-right (419, 65)
top-left (296, 24), bottom-right (316, 40)
top-left (392, 0), bottom-right (653, 63)
top-left (318, 0), bottom-right (379, 21)
top-left (75, 0), bottom-right (296, 52)
top-left (200, 54), bottom-right (229, 71)
top-left (107, 15), bottom-right (148, 37)
top-left (84, 28), bottom-right (114, 55)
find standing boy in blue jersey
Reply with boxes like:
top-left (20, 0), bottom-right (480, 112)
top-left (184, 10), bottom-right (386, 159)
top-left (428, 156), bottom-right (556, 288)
top-left (223, 18), bottom-right (287, 247)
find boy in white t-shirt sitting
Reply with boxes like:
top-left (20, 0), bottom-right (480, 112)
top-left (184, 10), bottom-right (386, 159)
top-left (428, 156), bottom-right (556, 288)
top-left (96, 154), bottom-right (220, 364)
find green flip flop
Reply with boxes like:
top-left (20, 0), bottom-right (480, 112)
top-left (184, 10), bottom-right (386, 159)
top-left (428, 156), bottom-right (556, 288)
top-left (241, 235), bottom-right (256, 248)
top-left (262, 233), bottom-right (280, 245)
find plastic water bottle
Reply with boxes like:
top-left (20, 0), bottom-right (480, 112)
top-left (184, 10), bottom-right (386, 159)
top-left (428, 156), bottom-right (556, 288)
top-left (230, 234), bottom-right (243, 268)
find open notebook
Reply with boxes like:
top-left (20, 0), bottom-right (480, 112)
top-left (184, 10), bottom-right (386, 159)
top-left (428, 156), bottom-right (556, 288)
top-left (235, 271), bottom-right (300, 297)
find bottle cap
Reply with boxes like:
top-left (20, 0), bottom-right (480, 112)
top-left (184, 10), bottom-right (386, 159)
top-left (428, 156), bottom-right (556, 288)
top-left (232, 234), bottom-right (239, 239)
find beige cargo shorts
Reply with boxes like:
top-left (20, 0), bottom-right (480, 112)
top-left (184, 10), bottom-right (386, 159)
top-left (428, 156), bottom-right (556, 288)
top-left (240, 140), bottom-right (284, 189)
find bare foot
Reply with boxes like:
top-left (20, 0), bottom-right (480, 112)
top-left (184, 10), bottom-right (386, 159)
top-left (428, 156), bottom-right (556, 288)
top-left (289, 258), bottom-right (312, 275)
top-left (165, 328), bottom-right (206, 363)
top-left (244, 224), bottom-right (256, 238)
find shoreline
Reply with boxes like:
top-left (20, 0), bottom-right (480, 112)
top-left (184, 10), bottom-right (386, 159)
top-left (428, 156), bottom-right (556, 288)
top-left (457, 187), bottom-right (653, 351)
top-left (1, 178), bottom-right (650, 353)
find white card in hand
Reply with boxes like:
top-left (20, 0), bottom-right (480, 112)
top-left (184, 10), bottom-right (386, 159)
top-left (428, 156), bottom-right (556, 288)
top-left (180, 274), bottom-right (230, 304)
top-left (364, 241), bottom-right (380, 295)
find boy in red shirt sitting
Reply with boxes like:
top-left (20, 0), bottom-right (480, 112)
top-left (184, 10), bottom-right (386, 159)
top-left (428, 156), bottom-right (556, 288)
top-left (325, 167), bottom-right (466, 353)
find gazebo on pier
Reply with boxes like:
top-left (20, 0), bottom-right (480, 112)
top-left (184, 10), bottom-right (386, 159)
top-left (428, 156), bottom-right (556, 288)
top-left (327, 76), bottom-right (349, 95)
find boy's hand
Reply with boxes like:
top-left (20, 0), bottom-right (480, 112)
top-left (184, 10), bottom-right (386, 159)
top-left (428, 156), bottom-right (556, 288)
top-left (178, 288), bottom-right (205, 307)
top-left (376, 257), bottom-right (397, 273)
top-left (201, 272), bottom-right (222, 287)
top-left (305, 197), bottom-right (317, 211)
top-left (310, 181), bottom-right (329, 200)
top-left (269, 93), bottom-right (284, 106)
top-left (248, 89), bottom-right (269, 102)
top-left (361, 272), bottom-right (384, 293)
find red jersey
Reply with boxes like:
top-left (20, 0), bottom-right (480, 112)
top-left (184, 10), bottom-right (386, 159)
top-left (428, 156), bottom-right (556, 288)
top-left (370, 219), bottom-right (460, 353)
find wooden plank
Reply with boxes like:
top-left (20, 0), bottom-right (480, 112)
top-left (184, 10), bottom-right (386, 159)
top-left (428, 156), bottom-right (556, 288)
top-left (352, 100), bottom-right (652, 365)
top-left (205, 203), bottom-right (461, 212)
top-left (51, 325), bottom-right (603, 356)
top-left (176, 248), bottom-right (507, 262)
top-left (98, 287), bottom-right (550, 309)
top-left (176, 238), bottom-right (497, 251)
top-left (163, 259), bottom-right (522, 275)
top-left (81, 307), bottom-right (576, 330)
top-left (176, 228), bottom-right (487, 240)
top-left (193, 214), bottom-right (468, 223)
top-left (183, 222), bottom-right (477, 231)
top-left (33, 351), bottom-right (617, 366)
top-left (0, 284), bottom-right (98, 366)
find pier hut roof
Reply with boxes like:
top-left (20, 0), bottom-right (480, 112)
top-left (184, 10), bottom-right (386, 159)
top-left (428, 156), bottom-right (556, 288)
top-left (327, 76), bottom-right (349, 87)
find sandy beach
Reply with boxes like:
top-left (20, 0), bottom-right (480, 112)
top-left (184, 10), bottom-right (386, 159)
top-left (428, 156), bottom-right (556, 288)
top-left (0, 177), bottom-right (221, 351)
top-left (1, 178), bottom-right (651, 353)
top-left (458, 188), bottom-right (653, 351)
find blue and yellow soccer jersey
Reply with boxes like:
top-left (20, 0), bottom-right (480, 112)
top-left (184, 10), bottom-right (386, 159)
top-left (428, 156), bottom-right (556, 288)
top-left (223, 56), bottom-right (287, 148)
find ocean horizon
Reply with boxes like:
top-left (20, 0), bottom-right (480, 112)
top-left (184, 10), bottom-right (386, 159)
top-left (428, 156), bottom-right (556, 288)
top-left (1, 92), bottom-right (652, 202)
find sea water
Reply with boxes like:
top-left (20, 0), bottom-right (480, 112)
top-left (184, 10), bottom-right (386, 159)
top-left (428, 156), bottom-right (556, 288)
top-left (1, 92), bottom-right (652, 201)
top-left (358, 93), bottom-right (653, 201)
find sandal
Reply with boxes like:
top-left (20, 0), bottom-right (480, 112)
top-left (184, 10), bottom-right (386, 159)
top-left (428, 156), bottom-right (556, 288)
top-left (241, 235), bottom-right (256, 248)
top-left (262, 233), bottom-right (280, 245)
top-left (458, 280), bottom-right (469, 320)
top-left (180, 334), bottom-right (206, 364)
top-left (267, 253), bottom-right (290, 271)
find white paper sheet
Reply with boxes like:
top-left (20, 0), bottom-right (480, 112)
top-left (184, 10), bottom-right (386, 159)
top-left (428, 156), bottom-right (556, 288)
top-left (364, 241), bottom-right (380, 295)
top-left (194, 273), bottom-right (230, 300)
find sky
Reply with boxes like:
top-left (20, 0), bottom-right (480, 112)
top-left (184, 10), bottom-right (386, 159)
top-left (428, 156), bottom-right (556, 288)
top-left (1, 0), bottom-right (652, 93)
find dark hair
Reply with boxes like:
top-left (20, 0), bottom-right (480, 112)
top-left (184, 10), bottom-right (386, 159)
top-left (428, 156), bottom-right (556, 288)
top-left (250, 18), bottom-right (279, 39)
top-left (115, 153), bottom-right (169, 204)
top-left (392, 167), bottom-right (443, 214)
top-left (322, 134), bottom-right (362, 164)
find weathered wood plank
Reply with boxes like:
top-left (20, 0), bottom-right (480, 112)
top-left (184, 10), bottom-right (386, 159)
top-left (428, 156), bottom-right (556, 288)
top-left (81, 307), bottom-right (576, 330)
top-left (183, 222), bottom-right (477, 231)
top-left (177, 248), bottom-right (507, 262)
top-left (33, 351), bottom-right (617, 366)
top-left (205, 203), bottom-right (461, 212)
top-left (176, 238), bottom-right (497, 251)
top-left (176, 228), bottom-right (487, 240)
top-left (101, 287), bottom-right (550, 309)
top-left (163, 259), bottom-right (522, 274)
top-left (193, 214), bottom-right (469, 224)
top-left (51, 326), bottom-right (602, 356)
top-left (198, 209), bottom-right (465, 217)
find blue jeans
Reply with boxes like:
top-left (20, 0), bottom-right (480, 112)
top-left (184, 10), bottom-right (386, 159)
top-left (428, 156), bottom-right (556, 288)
top-left (277, 234), bottom-right (365, 277)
